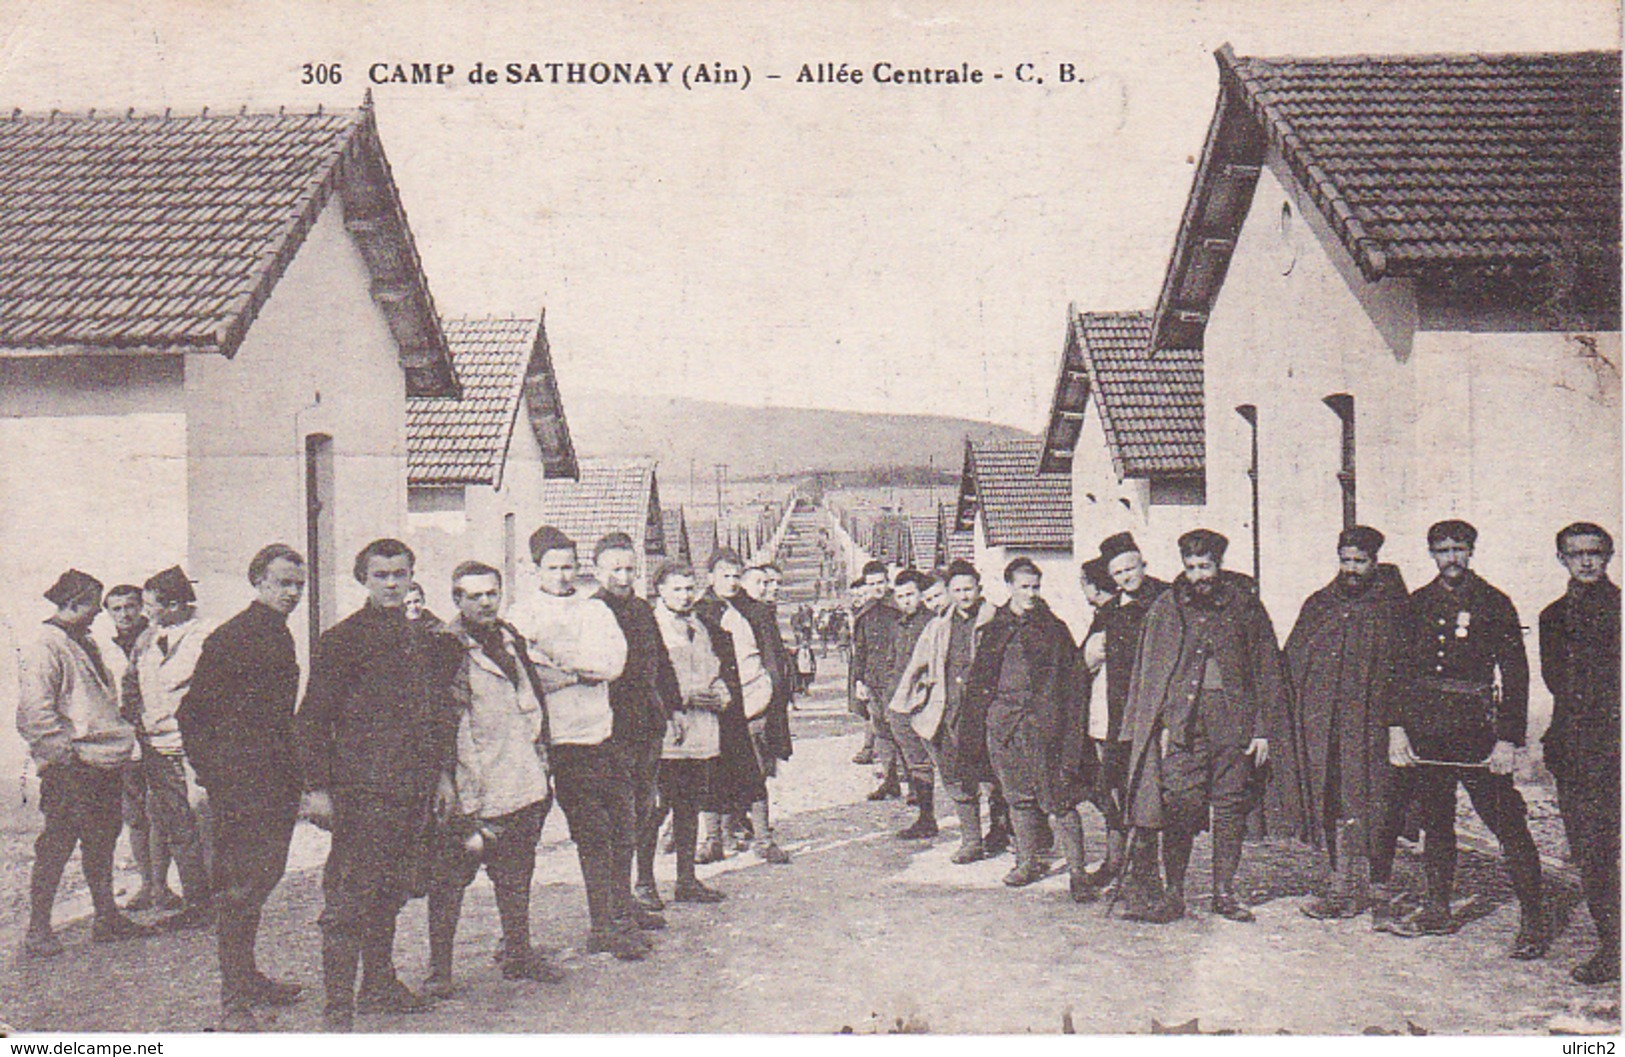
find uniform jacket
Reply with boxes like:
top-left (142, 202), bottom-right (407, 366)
top-left (1121, 572), bottom-right (1288, 827)
top-left (1082, 576), bottom-right (1168, 741)
top-left (887, 600), bottom-right (997, 740)
top-left (17, 620), bottom-right (137, 770)
top-left (1539, 578), bottom-right (1621, 779)
top-left (970, 598), bottom-right (1093, 803)
top-left (440, 615), bottom-right (551, 820)
top-left (595, 588), bottom-right (681, 747)
top-left (134, 616), bottom-right (212, 753)
top-left (508, 589), bottom-right (627, 747)
top-left (177, 601), bottom-right (300, 797)
top-left (1279, 565), bottom-right (1410, 852)
top-left (296, 603), bottom-right (462, 803)
top-left (1401, 571), bottom-right (1530, 750)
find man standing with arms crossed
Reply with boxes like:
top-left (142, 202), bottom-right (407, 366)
top-left (179, 544), bottom-right (309, 1030)
top-left (299, 539), bottom-right (462, 1030)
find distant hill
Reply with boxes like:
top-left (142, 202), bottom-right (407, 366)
top-left (562, 389), bottom-right (1033, 481)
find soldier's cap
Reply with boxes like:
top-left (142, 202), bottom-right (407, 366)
top-left (1178, 529), bottom-right (1229, 560)
top-left (44, 568), bottom-right (103, 607)
top-left (1098, 532), bottom-right (1140, 563)
top-left (1338, 525), bottom-right (1386, 557)
top-left (1081, 556), bottom-right (1116, 593)
top-left (1427, 519), bottom-right (1477, 549)
top-left (143, 565), bottom-right (196, 604)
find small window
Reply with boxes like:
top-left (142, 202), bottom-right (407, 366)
top-left (408, 485), bottom-right (466, 513)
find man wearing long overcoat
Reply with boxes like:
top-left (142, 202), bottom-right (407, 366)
top-left (1120, 530), bottom-right (1287, 924)
top-left (1539, 522), bottom-right (1620, 984)
top-left (298, 539), bottom-right (462, 1030)
top-left (1281, 526), bottom-right (1408, 920)
top-left (971, 558), bottom-right (1093, 896)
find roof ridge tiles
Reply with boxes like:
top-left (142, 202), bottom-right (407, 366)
top-left (4, 104), bottom-right (363, 124)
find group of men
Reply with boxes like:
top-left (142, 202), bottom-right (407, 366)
top-left (17, 528), bottom-right (800, 1032)
top-left (863, 519), bottom-right (1618, 987)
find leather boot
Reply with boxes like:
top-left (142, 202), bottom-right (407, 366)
top-left (1211, 827), bottom-right (1255, 923)
top-left (1053, 811), bottom-right (1095, 903)
top-left (897, 781), bottom-right (939, 840)
top-left (1510, 896), bottom-right (1548, 961)
top-left (984, 794), bottom-right (1012, 856)
top-left (1083, 829), bottom-right (1125, 888)
top-left (866, 771), bottom-right (902, 802)
top-left (950, 801), bottom-right (985, 864)
top-left (1119, 834), bottom-right (1165, 920)
top-left (322, 935), bottom-right (361, 1022)
top-left (1002, 807), bottom-right (1047, 887)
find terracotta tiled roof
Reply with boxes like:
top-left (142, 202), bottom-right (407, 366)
top-left (407, 316), bottom-right (577, 486)
top-left (1154, 46), bottom-right (1622, 349)
top-left (956, 439), bottom-right (1071, 552)
top-left (0, 102), bottom-right (457, 394)
top-left (907, 513), bottom-right (938, 570)
top-left (938, 503), bottom-right (974, 563)
top-left (535, 457), bottom-right (665, 558)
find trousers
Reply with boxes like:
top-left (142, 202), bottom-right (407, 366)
top-left (887, 708), bottom-right (934, 785)
top-left (141, 751), bottom-right (211, 905)
top-left (428, 798), bottom-right (548, 973)
top-left (30, 758), bottom-right (123, 925)
top-left (553, 740), bottom-right (636, 934)
top-left (1555, 757), bottom-right (1621, 951)
top-left (212, 785), bottom-right (298, 1009)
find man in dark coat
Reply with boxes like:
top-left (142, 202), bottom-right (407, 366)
top-left (852, 561), bottom-right (899, 789)
top-left (178, 545), bottom-right (309, 1031)
top-left (1078, 533), bottom-right (1168, 889)
top-left (1281, 526), bottom-right (1409, 921)
top-left (1120, 530), bottom-right (1287, 924)
top-left (592, 533), bottom-right (681, 920)
top-left (971, 558), bottom-right (1093, 897)
top-left (297, 539), bottom-right (462, 1031)
top-left (880, 570), bottom-right (940, 839)
top-left (694, 550), bottom-right (770, 863)
top-left (1539, 522), bottom-right (1620, 984)
top-left (1375, 520), bottom-right (1545, 958)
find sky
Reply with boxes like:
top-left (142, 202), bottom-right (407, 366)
top-left (0, 0), bottom-right (1615, 430)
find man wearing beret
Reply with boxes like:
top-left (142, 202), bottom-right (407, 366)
top-left (133, 565), bottom-right (215, 932)
top-left (1539, 522), bottom-right (1620, 984)
top-left (298, 539), bottom-right (464, 1029)
top-left (18, 570), bottom-right (153, 956)
top-left (1282, 527), bottom-right (1410, 920)
top-left (1120, 530), bottom-right (1287, 923)
top-left (1375, 520), bottom-right (1545, 958)
top-left (1078, 534), bottom-right (1168, 889)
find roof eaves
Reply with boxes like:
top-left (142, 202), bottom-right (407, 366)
top-left (522, 309), bottom-right (580, 480)
top-left (1076, 312), bottom-right (1131, 481)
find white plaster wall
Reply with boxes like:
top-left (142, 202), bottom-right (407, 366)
top-left (185, 198), bottom-right (411, 663)
top-left (1204, 153), bottom-right (1622, 736)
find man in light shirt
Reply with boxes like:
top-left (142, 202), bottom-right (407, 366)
top-left (508, 526), bottom-right (647, 961)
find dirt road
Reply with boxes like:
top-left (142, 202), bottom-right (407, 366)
top-left (0, 654), bottom-right (1616, 1035)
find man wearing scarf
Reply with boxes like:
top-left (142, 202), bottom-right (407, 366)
top-left (1540, 522), bottom-right (1620, 985)
top-left (298, 539), bottom-right (463, 1030)
top-left (970, 558), bottom-right (1094, 897)
top-left (1120, 529), bottom-right (1287, 924)
top-left (18, 569), bottom-right (152, 957)
top-left (1281, 526), bottom-right (1409, 921)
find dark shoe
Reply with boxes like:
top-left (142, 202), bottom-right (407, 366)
top-left (851, 748), bottom-right (876, 765)
top-left (586, 929), bottom-right (648, 961)
top-left (421, 973), bottom-right (455, 1000)
top-left (1390, 904), bottom-right (1458, 938)
top-left (92, 913), bottom-right (157, 943)
top-left (322, 1008), bottom-right (354, 1033)
top-left (1124, 892), bottom-right (1185, 924)
top-left (755, 840), bottom-right (791, 864)
top-left (949, 842), bottom-right (985, 865)
top-left (1573, 950), bottom-right (1621, 985)
top-left (897, 814), bottom-right (939, 840)
top-left (673, 879), bottom-right (726, 904)
top-left (1081, 858), bottom-right (1120, 889)
top-left (633, 883), bottom-right (666, 913)
top-left (159, 903), bottom-right (215, 932)
top-left (355, 977), bottom-right (432, 1015)
top-left (1003, 862), bottom-right (1047, 887)
top-left (23, 926), bottom-right (62, 958)
top-left (1509, 915), bottom-right (1548, 961)
top-left (121, 888), bottom-right (156, 913)
top-left (866, 779), bottom-right (901, 802)
top-left (1070, 871), bottom-right (1099, 904)
top-left (904, 787), bottom-right (919, 807)
top-left (219, 1007), bottom-right (260, 1033)
top-left (250, 974), bottom-right (304, 1007)
top-left (630, 906), bottom-right (667, 931)
top-left (694, 837), bottom-right (725, 865)
top-left (984, 822), bottom-right (1012, 856)
top-left (1301, 893), bottom-right (1360, 921)
top-left (1212, 893), bottom-right (1256, 923)
top-left (500, 946), bottom-right (566, 984)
